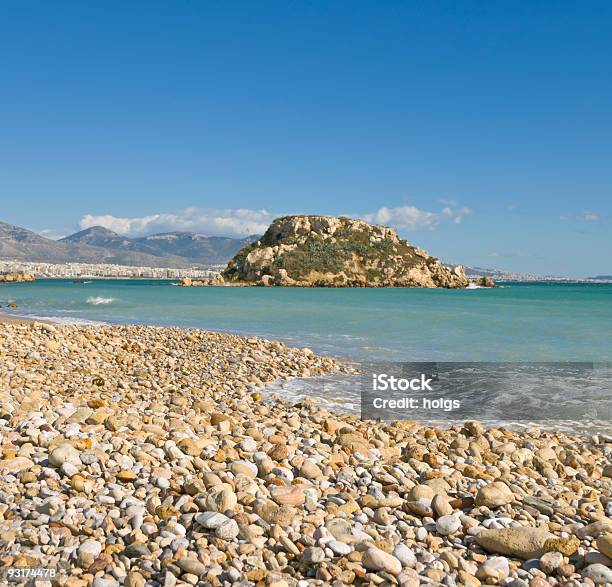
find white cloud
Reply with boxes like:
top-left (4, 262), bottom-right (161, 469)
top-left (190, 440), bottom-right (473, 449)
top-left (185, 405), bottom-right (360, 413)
top-left (78, 202), bottom-right (472, 239)
top-left (362, 205), bottom-right (471, 231)
top-left (78, 208), bottom-right (274, 238)
top-left (560, 211), bottom-right (599, 222)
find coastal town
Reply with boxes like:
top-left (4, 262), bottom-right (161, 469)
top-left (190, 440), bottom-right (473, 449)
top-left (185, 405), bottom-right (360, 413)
top-left (1, 259), bottom-right (609, 285)
top-left (0, 261), bottom-right (222, 281)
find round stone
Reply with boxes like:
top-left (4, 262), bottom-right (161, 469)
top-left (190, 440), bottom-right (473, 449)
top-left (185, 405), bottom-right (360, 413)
top-left (475, 482), bottom-right (514, 508)
top-left (177, 558), bottom-right (206, 577)
top-left (77, 539), bottom-right (102, 567)
top-left (195, 512), bottom-right (230, 529)
top-left (214, 519), bottom-right (239, 540)
top-left (393, 544), bottom-right (417, 567)
top-left (231, 460), bottom-right (258, 477)
top-left (362, 547), bottom-right (402, 576)
top-left (302, 547), bottom-right (326, 564)
top-left (436, 514), bottom-right (462, 536)
top-left (582, 564), bottom-right (612, 584)
top-left (49, 443), bottom-right (81, 468)
top-left (327, 540), bottom-right (352, 556)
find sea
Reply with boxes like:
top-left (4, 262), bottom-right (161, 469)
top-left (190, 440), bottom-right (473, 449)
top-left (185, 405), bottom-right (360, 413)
top-left (1, 279), bottom-right (611, 434)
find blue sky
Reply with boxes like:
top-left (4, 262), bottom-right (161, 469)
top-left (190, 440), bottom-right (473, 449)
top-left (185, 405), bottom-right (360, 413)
top-left (1, 1), bottom-right (611, 277)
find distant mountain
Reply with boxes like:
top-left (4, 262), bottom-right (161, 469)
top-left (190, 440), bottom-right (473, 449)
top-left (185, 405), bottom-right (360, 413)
top-left (60, 226), bottom-right (135, 249)
top-left (0, 221), bottom-right (258, 267)
top-left (132, 232), bottom-right (258, 264)
top-left (61, 226), bottom-right (258, 265)
top-left (0, 221), bottom-right (192, 267)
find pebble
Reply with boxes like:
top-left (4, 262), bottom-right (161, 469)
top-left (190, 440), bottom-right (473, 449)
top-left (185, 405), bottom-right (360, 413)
top-left (476, 527), bottom-right (578, 560)
top-left (432, 493), bottom-right (454, 517)
top-left (0, 456), bottom-right (34, 474)
top-left (231, 460), bottom-right (258, 477)
top-left (475, 481), bottom-right (514, 508)
top-left (124, 543), bottom-right (151, 558)
top-left (0, 322), bottom-right (608, 586)
top-left (596, 533), bottom-right (612, 559)
top-left (477, 557), bottom-right (510, 582)
top-left (77, 539), bottom-right (102, 567)
top-left (214, 518), bottom-right (239, 540)
top-left (299, 459), bottom-right (323, 479)
top-left (539, 551), bottom-right (564, 574)
top-left (302, 546), bottom-right (325, 564)
top-left (582, 563), bottom-right (612, 584)
top-left (92, 579), bottom-right (119, 587)
top-left (195, 512), bottom-right (229, 529)
top-left (362, 547), bottom-right (402, 576)
top-left (436, 514), bottom-right (462, 535)
top-left (270, 485), bottom-right (305, 506)
top-left (177, 558), bottom-right (207, 577)
top-left (48, 443), bottom-right (81, 468)
top-left (202, 487), bottom-right (237, 512)
top-left (393, 544), bottom-right (417, 567)
top-left (328, 540), bottom-right (352, 556)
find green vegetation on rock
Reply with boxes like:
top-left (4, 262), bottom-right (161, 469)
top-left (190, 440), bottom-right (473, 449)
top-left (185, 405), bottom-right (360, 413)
top-left (223, 215), bottom-right (468, 288)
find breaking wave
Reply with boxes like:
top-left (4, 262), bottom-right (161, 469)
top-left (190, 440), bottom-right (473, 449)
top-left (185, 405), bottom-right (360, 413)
top-left (86, 296), bottom-right (115, 305)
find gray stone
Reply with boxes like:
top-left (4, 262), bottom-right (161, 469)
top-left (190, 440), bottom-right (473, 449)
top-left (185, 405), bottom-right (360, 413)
top-left (302, 547), bottom-right (326, 564)
top-left (393, 544), bottom-right (417, 567)
top-left (214, 519), bottom-right (239, 540)
top-left (177, 558), bottom-right (206, 577)
top-left (124, 543), bottom-right (151, 558)
top-left (92, 579), bottom-right (119, 587)
top-left (327, 540), bottom-right (352, 556)
top-left (436, 515), bottom-right (461, 536)
top-left (195, 511), bottom-right (230, 529)
top-left (582, 563), bottom-right (612, 584)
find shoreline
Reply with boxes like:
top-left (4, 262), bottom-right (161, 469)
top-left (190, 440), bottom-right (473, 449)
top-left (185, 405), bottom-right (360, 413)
top-left (0, 321), bottom-right (610, 585)
top-left (1, 312), bottom-right (608, 437)
top-left (0, 313), bottom-right (53, 325)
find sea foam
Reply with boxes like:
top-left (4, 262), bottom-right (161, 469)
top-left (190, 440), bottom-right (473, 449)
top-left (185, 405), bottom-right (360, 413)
top-left (86, 296), bottom-right (115, 305)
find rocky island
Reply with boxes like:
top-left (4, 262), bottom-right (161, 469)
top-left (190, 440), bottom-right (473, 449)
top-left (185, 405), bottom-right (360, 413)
top-left (222, 215), bottom-right (469, 288)
top-left (0, 271), bottom-right (35, 283)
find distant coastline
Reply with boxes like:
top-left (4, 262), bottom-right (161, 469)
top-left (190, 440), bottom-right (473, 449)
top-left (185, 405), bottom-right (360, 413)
top-left (0, 260), bottom-right (222, 280)
top-left (2, 259), bottom-right (610, 284)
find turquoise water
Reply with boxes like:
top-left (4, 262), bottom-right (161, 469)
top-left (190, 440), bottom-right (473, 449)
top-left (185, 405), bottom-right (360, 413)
top-left (2, 280), bottom-right (611, 431)
top-left (1, 280), bottom-right (611, 362)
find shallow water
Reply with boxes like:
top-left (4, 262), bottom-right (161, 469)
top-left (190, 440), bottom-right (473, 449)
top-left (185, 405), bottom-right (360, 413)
top-left (2, 279), bottom-right (611, 433)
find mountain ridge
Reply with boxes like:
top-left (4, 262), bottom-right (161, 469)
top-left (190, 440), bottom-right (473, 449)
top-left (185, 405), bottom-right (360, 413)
top-left (0, 221), bottom-right (256, 267)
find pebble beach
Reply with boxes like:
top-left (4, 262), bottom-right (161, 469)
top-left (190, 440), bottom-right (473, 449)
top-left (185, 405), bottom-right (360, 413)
top-left (0, 321), bottom-right (611, 587)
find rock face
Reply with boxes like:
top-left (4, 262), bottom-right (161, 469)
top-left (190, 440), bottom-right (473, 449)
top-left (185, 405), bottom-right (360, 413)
top-left (470, 276), bottom-right (496, 287)
top-left (0, 272), bottom-right (35, 283)
top-left (222, 215), bottom-right (469, 288)
top-left (176, 275), bottom-right (225, 287)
